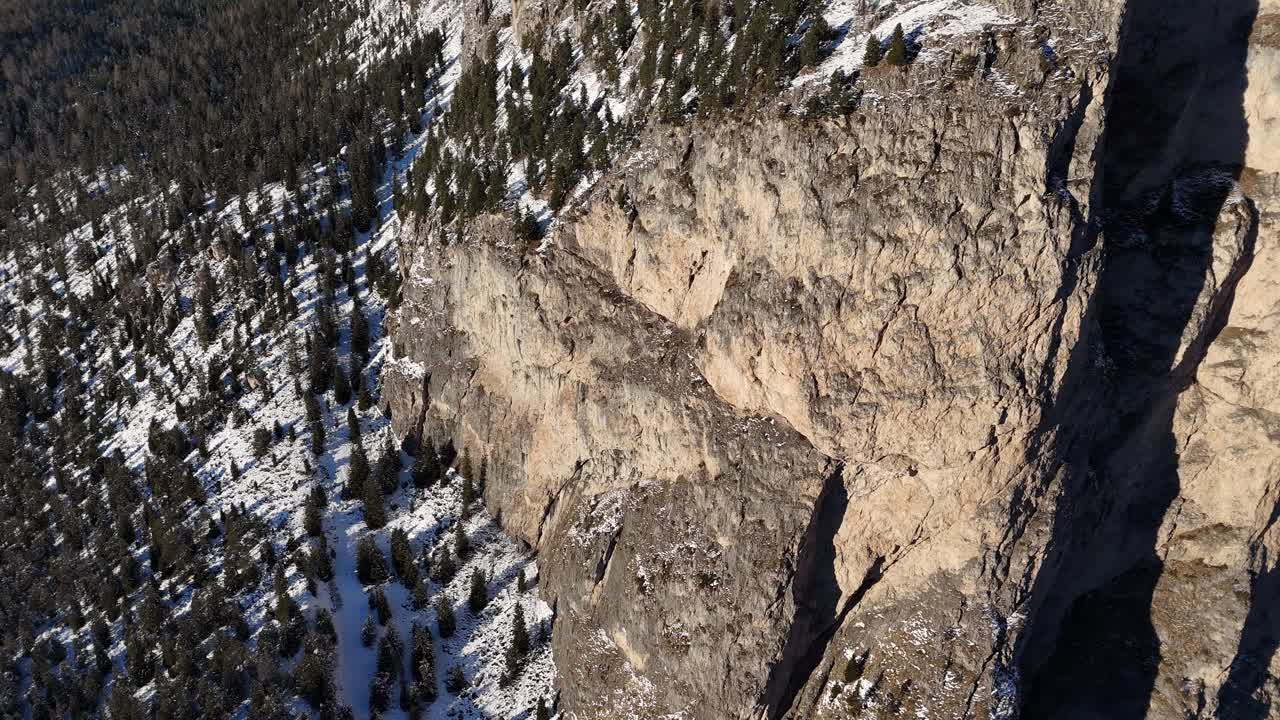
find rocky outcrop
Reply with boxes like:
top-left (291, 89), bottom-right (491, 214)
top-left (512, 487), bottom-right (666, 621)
top-left (384, 0), bottom-right (1280, 716)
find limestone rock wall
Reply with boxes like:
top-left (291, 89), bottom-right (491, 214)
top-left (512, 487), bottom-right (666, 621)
top-left (384, 0), bottom-right (1280, 716)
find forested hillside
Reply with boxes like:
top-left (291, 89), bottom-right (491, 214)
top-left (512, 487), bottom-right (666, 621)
top-left (0, 0), bottom-right (563, 716)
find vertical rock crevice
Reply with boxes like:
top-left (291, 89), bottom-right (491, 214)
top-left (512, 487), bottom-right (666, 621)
top-left (758, 465), bottom-right (885, 720)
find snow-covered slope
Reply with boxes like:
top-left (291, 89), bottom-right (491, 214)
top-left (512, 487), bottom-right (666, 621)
top-left (0, 0), bottom-right (558, 715)
top-left (793, 0), bottom-right (1016, 87)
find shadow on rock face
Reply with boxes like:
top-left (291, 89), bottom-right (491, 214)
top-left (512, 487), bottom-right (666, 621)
top-left (1018, 0), bottom-right (1260, 717)
top-left (1218, 499), bottom-right (1280, 718)
top-left (757, 465), bottom-right (885, 720)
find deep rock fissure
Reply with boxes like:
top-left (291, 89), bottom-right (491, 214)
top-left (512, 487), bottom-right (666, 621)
top-left (758, 464), bottom-right (888, 719)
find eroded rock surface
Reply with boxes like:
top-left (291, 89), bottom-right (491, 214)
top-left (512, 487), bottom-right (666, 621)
top-left (385, 0), bottom-right (1280, 716)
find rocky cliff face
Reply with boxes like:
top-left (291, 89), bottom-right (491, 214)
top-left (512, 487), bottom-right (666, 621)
top-left (384, 0), bottom-right (1280, 716)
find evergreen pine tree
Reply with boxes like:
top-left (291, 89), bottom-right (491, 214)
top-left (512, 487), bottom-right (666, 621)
top-left (799, 16), bottom-right (831, 68)
top-left (274, 566), bottom-right (298, 625)
top-left (863, 33), bottom-right (883, 67)
top-left (310, 419), bottom-right (326, 455)
top-left (295, 635), bottom-right (335, 708)
top-left (460, 473), bottom-right (475, 517)
top-left (413, 578), bottom-right (431, 609)
top-left (376, 437), bottom-right (400, 493)
top-left (390, 528), bottom-right (417, 587)
top-left (412, 450), bottom-right (440, 488)
top-left (363, 469), bottom-right (387, 529)
top-left (435, 545), bottom-right (457, 585)
top-left (503, 602), bottom-right (530, 685)
top-left (369, 670), bottom-right (391, 712)
top-left (350, 306), bottom-right (370, 363)
top-left (316, 608), bottom-right (337, 639)
top-left (514, 208), bottom-right (542, 249)
top-left (412, 623), bottom-right (437, 701)
top-left (445, 665), bottom-right (466, 694)
top-left (254, 426), bottom-right (272, 457)
top-left (435, 595), bottom-right (456, 638)
top-left (356, 536), bottom-right (389, 585)
top-left (108, 681), bottom-right (142, 720)
top-left (304, 493), bottom-right (324, 536)
top-left (333, 361), bottom-right (352, 405)
top-left (885, 24), bottom-right (909, 66)
top-left (347, 439), bottom-right (370, 500)
top-left (467, 569), bottom-right (488, 613)
top-left (347, 407), bottom-right (361, 440)
top-left (370, 586), bottom-right (392, 625)
top-left (453, 521), bottom-right (469, 559)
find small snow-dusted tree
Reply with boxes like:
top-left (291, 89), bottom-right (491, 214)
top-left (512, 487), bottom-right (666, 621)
top-left (303, 490), bottom-right (324, 537)
top-left (308, 334), bottom-right (333, 394)
top-left (315, 608), bottom-right (337, 639)
top-left (445, 665), bottom-right (466, 694)
top-left (453, 521), bottom-right (469, 559)
top-left (362, 467), bottom-right (387, 529)
top-left (253, 426), bottom-right (272, 457)
top-left (195, 279), bottom-right (217, 348)
top-left (503, 602), bottom-right (531, 685)
top-left (377, 629), bottom-right (402, 679)
top-left (348, 438), bottom-right (371, 501)
top-left (863, 33), bottom-right (883, 67)
top-left (308, 542), bottom-right (334, 582)
top-left (347, 407), bottom-right (361, 439)
top-left (124, 630), bottom-right (154, 686)
top-left (369, 669), bottom-right (392, 712)
top-left (107, 679), bottom-right (142, 719)
top-left (515, 209), bottom-right (542, 249)
top-left (250, 679), bottom-right (289, 718)
top-left (413, 578), bottom-right (431, 609)
top-left (457, 451), bottom-right (473, 482)
top-left (390, 528), bottom-right (416, 586)
top-left (309, 419), bottom-right (325, 455)
top-left (273, 566), bottom-right (298, 625)
top-left (295, 635), bottom-right (335, 708)
top-left (333, 361), bottom-right (351, 405)
top-left (361, 615), bottom-right (377, 647)
top-left (434, 546), bottom-right (456, 585)
top-left (369, 586), bottom-right (392, 625)
top-left (375, 438), bottom-right (399, 494)
top-left (885, 24), bottom-right (909, 66)
top-left (799, 15), bottom-right (832, 68)
top-left (460, 473), bottom-right (476, 517)
top-left (435, 595), bottom-right (456, 638)
top-left (411, 623), bottom-right (437, 701)
top-left (467, 569), bottom-right (488, 613)
top-left (356, 536), bottom-right (389, 585)
top-left (412, 449), bottom-right (441, 488)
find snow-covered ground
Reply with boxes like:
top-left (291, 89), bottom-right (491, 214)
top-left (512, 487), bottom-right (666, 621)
top-left (793, 0), bottom-right (1015, 87)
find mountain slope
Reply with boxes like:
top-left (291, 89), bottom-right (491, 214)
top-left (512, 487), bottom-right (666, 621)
top-left (0, 0), bottom-right (559, 717)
